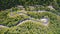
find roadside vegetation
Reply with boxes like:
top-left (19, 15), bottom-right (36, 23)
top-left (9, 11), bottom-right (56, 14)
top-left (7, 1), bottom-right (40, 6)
top-left (0, 0), bottom-right (60, 34)
top-left (0, 10), bottom-right (29, 27)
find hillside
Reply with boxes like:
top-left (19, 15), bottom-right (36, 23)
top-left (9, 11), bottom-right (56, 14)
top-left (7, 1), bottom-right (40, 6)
top-left (0, 0), bottom-right (60, 34)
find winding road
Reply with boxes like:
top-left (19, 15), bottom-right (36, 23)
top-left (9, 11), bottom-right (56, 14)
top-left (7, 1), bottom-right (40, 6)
top-left (0, 5), bottom-right (58, 28)
top-left (16, 10), bottom-right (49, 26)
top-left (0, 25), bottom-right (9, 28)
top-left (0, 10), bottom-right (49, 28)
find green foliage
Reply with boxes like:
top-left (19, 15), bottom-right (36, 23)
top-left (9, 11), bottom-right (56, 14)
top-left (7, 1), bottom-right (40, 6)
top-left (0, 27), bottom-right (9, 34)
top-left (27, 12), bottom-right (60, 28)
top-left (0, 0), bottom-right (60, 34)
top-left (0, 10), bottom-right (60, 34)
top-left (56, 0), bottom-right (60, 7)
top-left (27, 12), bottom-right (56, 19)
top-left (4, 19), bottom-right (60, 34)
top-left (0, 10), bottom-right (29, 27)
top-left (0, 0), bottom-right (57, 10)
top-left (4, 21), bottom-right (47, 34)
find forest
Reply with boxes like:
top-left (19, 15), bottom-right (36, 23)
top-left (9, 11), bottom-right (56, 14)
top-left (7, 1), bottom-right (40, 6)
top-left (0, 0), bottom-right (60, 10)
top-left (0, 0), bottom-right (60, 34)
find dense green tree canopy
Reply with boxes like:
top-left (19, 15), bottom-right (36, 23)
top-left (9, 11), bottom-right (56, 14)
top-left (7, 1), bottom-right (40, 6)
top-left (0, 0), bottom-right (60, 10)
